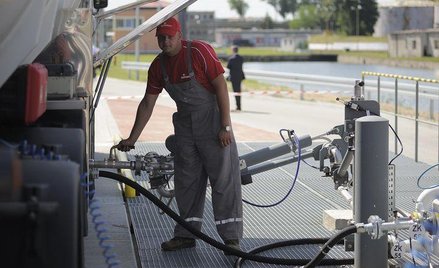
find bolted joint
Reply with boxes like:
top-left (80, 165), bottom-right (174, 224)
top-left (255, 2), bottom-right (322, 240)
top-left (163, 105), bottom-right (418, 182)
top-left (367, 215), bottom-right (385, 239)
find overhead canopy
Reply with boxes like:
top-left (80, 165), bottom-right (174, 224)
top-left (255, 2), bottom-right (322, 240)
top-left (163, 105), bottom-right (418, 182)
top-left (95, 0), bottom-right (157, 21)
top-left (94, 0), bottom-right (197, 68)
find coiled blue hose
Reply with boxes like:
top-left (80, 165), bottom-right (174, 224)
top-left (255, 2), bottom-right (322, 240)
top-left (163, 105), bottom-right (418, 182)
top-left (81, 176), bottom-right (120, 268)
top-left (242, 130), bottom-right (301, 208)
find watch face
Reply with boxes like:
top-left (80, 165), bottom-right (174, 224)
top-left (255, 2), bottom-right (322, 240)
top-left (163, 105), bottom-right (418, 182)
top-left (225, 126), bottom-right (231, 132)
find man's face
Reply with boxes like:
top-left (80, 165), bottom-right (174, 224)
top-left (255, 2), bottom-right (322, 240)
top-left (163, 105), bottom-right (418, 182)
top-left (157, 32), bottom-right (182, 56)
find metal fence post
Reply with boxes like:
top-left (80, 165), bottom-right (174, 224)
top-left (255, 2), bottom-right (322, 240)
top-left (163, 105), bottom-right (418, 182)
top-left (394, 78), bottom-right (398, 156)
top-left (354, 116), bottom-right (389, 268)
top-left (415, 80), bottom-right (419, 162)
top-left (377, 76), bottom-right (381, 104)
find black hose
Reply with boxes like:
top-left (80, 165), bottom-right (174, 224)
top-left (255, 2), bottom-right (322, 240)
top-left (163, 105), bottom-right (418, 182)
top-left (234, 238), bottom-right (345, 268)
top-left (304, 225), bottom-right (358, 268)
top-left (99, 170), bottom-right (355, 266)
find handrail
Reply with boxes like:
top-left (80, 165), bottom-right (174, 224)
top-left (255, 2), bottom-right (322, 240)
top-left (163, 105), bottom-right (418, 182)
top-left (362, 72), bottom-right (438, 164)
top-left (121, 61), bottom-right (437, 96)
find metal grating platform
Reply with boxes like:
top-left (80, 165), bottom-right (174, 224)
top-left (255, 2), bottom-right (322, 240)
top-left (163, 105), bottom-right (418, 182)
top-left (124, 141), bottom-right (437, 267)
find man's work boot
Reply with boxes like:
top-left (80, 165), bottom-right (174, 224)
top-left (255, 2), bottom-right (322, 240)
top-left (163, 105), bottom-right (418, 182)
top-left (161, 237), bottom-right (196, 251)
top-left (224, 239), bottom-right (240, 256)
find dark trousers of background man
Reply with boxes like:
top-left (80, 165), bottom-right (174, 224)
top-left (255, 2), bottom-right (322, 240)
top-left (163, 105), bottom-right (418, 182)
top-left (231, 79), bottom-right (241, 111)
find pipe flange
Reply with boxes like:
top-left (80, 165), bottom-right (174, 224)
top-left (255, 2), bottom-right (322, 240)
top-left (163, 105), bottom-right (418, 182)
top-left (368, 215), bottom-right (384, 239)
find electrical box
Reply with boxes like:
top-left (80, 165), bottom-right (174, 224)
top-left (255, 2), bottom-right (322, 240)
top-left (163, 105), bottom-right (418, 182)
top-left (46, 63), bottom-right (77, 100)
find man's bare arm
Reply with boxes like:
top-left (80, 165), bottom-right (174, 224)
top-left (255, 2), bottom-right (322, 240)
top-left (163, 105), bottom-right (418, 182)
top-left (211, 74), bottom-right (232, 147)
top-left (117, 93), bottom-right (159, 151)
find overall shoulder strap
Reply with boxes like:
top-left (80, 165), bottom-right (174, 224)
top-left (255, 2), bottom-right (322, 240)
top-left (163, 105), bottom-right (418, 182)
top-left (185, 41), bottom-right (195, 78)
top-left (159, 53), bottom-right (169, 83)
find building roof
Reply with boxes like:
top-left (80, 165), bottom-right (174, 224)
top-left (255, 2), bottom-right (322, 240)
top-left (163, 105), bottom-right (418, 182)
top-left (390, 28), bottom-right (439, 35)
top-left (380, 0), bottom-right (436, 7)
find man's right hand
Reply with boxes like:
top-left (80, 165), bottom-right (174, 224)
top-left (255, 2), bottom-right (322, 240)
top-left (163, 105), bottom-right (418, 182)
top-left (117, 139), bottom-right (135, 152)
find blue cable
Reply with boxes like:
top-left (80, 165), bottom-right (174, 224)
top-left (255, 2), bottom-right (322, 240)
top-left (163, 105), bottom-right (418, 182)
top-left (242, 131), bottom-right (301, 208)
top-left (81, 175), bottom-right (120, 268)
top-left (416, 163), bottom-right (439, 190)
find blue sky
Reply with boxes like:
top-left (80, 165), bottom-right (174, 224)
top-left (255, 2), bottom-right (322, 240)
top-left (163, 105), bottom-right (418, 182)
top-left (189, 0), bottom-right (395, 19)
top-left (109, 0), bottom-right (395, 20)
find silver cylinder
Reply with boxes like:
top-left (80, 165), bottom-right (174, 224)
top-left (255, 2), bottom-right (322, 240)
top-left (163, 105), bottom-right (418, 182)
top-left (354, 116), bottom-right (389, 268)
top-left (239, 135), bottom-right (312, 167)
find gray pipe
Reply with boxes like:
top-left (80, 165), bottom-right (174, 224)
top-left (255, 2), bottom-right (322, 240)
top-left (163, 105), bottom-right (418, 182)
top-left (243, 150), bottom-right (314, 176)
top-left (338, 150), bottom-right (354, 178)
top-left (240, 135), bottom-right (312, 168)
top-left (354, 116), bottom-right (389, 268)
top-left (89, 159), bottom-right (133, 170)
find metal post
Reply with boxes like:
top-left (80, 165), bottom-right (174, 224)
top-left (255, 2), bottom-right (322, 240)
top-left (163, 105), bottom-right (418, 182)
top-left (300, 84), bottom-right (304, 100)
top-left (356, 0), bottom-right (360, 36)
top-left (354, 116), bottom-right (389, 268)
top-left (377, 76), bottom-right (381, 104)
top-left (361, 73), bottom-right (365, 96)
top-left (135, 7), bottom-right (140, 81)
top-left (415, 81), bottom-right (419, 162)
top-left (394, 78), bottom-right (398, 156)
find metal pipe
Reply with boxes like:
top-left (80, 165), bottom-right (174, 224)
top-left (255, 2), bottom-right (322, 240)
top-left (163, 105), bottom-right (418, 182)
top-left (89, 159), bottom-right (133, 170)
top-left (338, 149), bottom-right (354, 178)
top-left (415, 81), bottom-right (419, 162)
top-left (377, 76), bottom-right (381, 104)
top-left (394, 78), bottom-right (398, 157)
top-left (91, 56), bottom-right (112, 122)
top-left (337, 186), bottom-right (353, 208)
top-left (243, 150), bottom-right (314, 176)
top-left (357, 219), bottom-right (414, 235)
top-left (354, 116), bottom-right (389, 268)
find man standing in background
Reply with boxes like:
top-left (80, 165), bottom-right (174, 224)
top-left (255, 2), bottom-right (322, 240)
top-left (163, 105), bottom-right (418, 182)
top-left (227, 45), bottom-right (245, 111)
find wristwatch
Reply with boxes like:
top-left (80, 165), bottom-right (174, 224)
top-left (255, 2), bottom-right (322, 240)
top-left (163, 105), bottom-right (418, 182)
top-left (223, 125), bottom-right (232, 132)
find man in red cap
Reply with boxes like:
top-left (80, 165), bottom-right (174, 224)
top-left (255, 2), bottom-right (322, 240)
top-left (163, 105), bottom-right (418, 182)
top-left (117, 17), bottom-right (243, 254)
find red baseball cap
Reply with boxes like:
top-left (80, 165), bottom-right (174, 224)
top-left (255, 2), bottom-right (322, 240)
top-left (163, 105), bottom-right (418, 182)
top-left (155, 17), bottom-right (181, 36)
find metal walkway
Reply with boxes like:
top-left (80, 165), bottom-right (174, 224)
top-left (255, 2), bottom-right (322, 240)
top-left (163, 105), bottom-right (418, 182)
top-left (124, 141), bottom-right (437, 268)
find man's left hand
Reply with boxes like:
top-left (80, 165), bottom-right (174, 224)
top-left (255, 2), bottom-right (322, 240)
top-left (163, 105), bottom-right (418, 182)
top-left (218, 129), bottom-right (232, 147)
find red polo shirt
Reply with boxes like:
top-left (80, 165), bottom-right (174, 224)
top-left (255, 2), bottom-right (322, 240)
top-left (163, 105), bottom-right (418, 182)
top-left (146, 40), bottom-right (224, 94)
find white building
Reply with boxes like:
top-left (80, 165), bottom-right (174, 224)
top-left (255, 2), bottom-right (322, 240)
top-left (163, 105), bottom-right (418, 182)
top-left (388, 28), bottom-right (439, 57)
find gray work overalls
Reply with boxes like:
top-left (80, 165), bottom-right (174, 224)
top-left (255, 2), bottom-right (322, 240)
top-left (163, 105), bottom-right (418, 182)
top-left (159, 41), bottom-right (243, 241)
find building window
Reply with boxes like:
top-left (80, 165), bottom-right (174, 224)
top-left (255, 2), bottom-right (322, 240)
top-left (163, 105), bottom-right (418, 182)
top-left (412, 40), bottom-right (416, 49)
top-left (435, 39), bottom-right (439, 49)
top-left (115, 18), bottom-right (142, 29)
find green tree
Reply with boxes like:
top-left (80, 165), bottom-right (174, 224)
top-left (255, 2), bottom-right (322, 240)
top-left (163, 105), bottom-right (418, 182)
top-left (318, 0), bottom-right (339, 32)
top-left (289, 5), bottom-right (321, 29)
top-left (263, 0), bottom-right (298, 19)
top-left (359, 0), bottom-right (379, 35)
top-left (335, 0), bottom-right (378, 35)
top-left (228, 0), bottom-right (249, 18)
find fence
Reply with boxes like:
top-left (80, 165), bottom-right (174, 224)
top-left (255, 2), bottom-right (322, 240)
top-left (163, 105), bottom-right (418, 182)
top-left (362, 72), bottom-right (438, 164)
